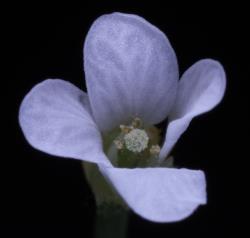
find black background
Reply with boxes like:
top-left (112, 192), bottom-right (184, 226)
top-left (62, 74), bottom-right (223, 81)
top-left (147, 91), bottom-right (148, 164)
top-left (5, 2), bottom-right (248, 238)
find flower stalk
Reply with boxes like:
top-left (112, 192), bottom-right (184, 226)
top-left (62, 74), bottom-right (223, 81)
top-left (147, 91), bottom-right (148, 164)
top-left (83, 162), bottom-right (128, 237)
top-left (95, 203), bottom-right (128, 238)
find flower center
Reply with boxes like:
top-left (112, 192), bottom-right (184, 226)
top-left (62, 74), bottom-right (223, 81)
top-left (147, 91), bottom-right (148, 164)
top-left (103, 117), bottom-right (162, 168)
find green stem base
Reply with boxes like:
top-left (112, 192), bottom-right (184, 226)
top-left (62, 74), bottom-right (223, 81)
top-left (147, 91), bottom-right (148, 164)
top-left (95, 203), bottom-right (128, 238)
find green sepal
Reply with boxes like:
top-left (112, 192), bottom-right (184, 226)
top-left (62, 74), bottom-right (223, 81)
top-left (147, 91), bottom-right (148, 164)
top-left (82, 161), bottom-right (127, 208)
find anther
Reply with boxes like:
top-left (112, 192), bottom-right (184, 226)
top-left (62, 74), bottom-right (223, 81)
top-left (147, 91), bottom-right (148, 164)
top-left (120, 125), bottom-right (133, 134)
top-left (150, 145), bottom-right (161, 155)
top-left (131, 117), bottom-right (142, 128)
top-left (114, 139), bottom-right (124, 150)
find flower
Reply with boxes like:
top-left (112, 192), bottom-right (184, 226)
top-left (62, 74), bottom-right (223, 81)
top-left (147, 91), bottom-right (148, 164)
top-left (19, 12), bottom-right (226, 222)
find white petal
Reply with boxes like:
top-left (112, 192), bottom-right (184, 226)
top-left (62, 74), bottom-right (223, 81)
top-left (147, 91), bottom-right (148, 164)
top-left (99, 166), bottom-right (206, 222)
top-left (19, 79), bottom-right (111, 166)
top-left (160, 59), bottom-right (226, 160)
top-left (84, 12), bottom-right (178, 131)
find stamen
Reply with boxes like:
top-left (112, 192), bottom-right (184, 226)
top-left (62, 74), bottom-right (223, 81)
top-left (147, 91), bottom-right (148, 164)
top-left (120, 125), bottom-right (133, 134)
top-left (114, 139), bottom-right (124, 150)
top-left (150, 145), bottom-right (161, 155)
top-left (131, 117), bottom-right (142, 128)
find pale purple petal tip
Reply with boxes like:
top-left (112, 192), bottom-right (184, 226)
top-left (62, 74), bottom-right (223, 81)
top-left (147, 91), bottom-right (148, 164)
top-left (160, 59), bottom-right (226, 160)
top-left (19, 79), bottom-right (111, 166)
top-left (99, 166), bottom-right (206, 222)
top-left (84, 12), bottom-right (179, 131)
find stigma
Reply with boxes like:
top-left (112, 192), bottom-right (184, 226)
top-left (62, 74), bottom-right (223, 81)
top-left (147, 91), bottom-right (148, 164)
top-left (124, 128), bottom-right (149, 153)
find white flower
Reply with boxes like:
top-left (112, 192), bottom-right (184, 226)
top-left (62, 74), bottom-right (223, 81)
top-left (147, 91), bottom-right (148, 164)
top-left (19, 12), bottom-right (226, 222)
